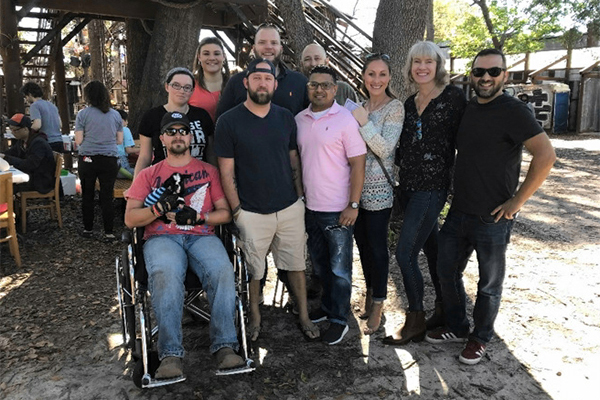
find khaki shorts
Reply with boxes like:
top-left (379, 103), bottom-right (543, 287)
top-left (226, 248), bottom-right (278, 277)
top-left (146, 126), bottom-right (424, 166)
top-left (234, 198), bottom-right (306, 280)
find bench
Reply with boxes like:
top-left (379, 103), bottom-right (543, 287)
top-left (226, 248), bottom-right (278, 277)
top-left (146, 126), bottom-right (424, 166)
top-left (95, 178), bottom-right (132, 199)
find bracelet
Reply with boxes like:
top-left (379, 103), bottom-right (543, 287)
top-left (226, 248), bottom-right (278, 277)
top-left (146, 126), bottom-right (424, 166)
top-left (150, 204), bottom-right (158, 217)
top-left (204, 211), bottom-right (209, 223)
top-left (232, 204), bottom-right (241, 215)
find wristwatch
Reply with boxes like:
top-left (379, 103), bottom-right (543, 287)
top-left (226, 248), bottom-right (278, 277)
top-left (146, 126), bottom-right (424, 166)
top-left (349, 201), bottom-right (359, 209)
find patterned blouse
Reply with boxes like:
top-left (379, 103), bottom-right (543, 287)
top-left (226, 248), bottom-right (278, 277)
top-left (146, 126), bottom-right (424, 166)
top-left (396, 85), bottom-right (466, 192)
top-left (358, 98), bottom-right (404, 211)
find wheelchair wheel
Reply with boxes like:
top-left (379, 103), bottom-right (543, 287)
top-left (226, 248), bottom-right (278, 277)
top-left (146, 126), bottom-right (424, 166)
top-left (116, 248), bottom-right (136, 349)
top-left (132, 350), bottom-right (159, 388)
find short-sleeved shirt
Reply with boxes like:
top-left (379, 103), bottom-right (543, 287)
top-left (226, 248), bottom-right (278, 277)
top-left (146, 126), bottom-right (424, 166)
top-left (30, 99), bottom-right (62, 144)
top-left (75, 107), bottom-right (122, 157)
top-left (334, 81), bottom-right (358, 106)
top-left (214, 103), bottom-right (299, 214)
top-left (138, 105), bottom-right (214, 164)
top-left (295, 103), bottom-right (366, 212)
top-left (452, 93), bottom-right (543, 216)
top-left (126, 158), bottom-right (225, 239)
top-left (189, 85), bottom-right (220, 122)
top-left (216, 65), bottom-right (309, 118)
top-left (117, 126), bottom-right (135, 158)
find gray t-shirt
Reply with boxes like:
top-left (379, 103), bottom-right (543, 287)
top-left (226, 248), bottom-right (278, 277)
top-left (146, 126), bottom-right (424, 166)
top-left (75, 107), bottom-right (122, 157)
top-left (30, 99), bottom-right (62, 143)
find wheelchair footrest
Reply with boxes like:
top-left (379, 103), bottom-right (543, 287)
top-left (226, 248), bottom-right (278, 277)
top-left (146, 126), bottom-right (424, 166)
top-left (143, 374), bottom-right (187, 388)
top-left (215, 358), bottom-right (255, 376)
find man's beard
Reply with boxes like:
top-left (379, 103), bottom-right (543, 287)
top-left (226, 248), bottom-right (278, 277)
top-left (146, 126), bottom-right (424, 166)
top-left (248, 88), bottom-right (274, 105)
top-left (168, 141), bottom-right (189, 155)
top-left (473, 79), bottom-right (503, 99)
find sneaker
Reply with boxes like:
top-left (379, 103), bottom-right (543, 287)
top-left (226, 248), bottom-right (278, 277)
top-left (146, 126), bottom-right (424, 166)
top-left (309, 308), bottom-right (328, 323)
top-left (425, 327), bottom-right (468, 344)
top-left (322, 322), bottom-right (349, 345)
top-left (104, 233), bottom-right (116, 241)
top-left (459, 339), bottom-right (487, 365)
top-left (80, 230), bottom-right (93, 238)
top-left (155, 356), bottom-right (183, 379)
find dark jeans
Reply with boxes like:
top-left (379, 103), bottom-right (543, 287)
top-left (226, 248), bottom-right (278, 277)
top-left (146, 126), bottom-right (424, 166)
top-left (78, 155), bottom-right (119, 233)
top-left (395, 189), bottom-right (447, 311)
top-left (437, 209), bottom-right (513, 344)
top-left (305, 209), bottom-right (354, 325)
top-left (354, 207), bottom-right (392, 301)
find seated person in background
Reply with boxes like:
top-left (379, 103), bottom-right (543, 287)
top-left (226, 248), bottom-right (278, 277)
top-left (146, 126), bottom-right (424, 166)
top-left (1, 113), bottom-right (55, 193)
top-left (116, 110), bottom-right (138, 179)
top-left (124, 112), bottom-right (244, 379)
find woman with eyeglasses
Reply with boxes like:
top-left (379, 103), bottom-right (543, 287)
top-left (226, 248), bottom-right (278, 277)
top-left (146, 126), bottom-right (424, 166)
top-left (382, 41), bottom-right (467, 346)
top-left (134, 67), bottom-right (215, 177)
top-left (190, 37), bottom-right (230, 122)
top-left (351, 53), bottom-right (404, 335)
top-left (74, 81), bottom-right (123, 240)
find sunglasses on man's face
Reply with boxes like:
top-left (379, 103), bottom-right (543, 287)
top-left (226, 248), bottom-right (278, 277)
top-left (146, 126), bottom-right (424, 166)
top-left (163, 128), bottom-right (190, 136)
top-left (471, 67), bottom-right (505, 78)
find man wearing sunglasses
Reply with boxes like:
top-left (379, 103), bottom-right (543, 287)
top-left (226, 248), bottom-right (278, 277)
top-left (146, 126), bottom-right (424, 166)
top-left (426, 49), bottom-right (556, 365)
top-left (125, 111), bottom-right (245, 379)
top-left (295, 65), bottom-right (366, 345)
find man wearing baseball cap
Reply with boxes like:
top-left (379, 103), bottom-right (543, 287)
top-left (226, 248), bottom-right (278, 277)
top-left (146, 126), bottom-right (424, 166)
top-left (215, 59), bottom-right (320, 343)
top-left (1, 113), bottom-right (56, 193)
top-left (125, 111), bottom-right (247, 379)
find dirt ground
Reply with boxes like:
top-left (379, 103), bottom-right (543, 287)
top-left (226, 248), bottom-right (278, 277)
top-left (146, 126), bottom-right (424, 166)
top-left (1, 134), bottom-right (599, 400)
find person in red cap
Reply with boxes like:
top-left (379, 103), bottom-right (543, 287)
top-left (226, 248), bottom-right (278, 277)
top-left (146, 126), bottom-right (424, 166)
top-left (1, 113), bottom-right (56, 193)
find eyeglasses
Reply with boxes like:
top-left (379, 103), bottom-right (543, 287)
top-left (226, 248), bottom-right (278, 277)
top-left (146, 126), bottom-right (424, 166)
top-left (169, 82), bottom-right (194, 93)
top-left (471, 67), bottom-right (505, 78)
top-left (365, 53), bottom-right (391, 62)
top-left (307, 81), bottom-right (336, 91)
top-left (163, 128), bottom-right (190, 136)
top-left (416, 118), bottom-right (422, 140)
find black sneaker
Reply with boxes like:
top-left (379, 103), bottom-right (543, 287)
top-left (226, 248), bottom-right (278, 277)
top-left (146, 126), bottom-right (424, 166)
top-left (322, 323), bottom-right (349, 345)
top-left (80, 230), bottom-right (93, 238)
top-left (309, 308), bottom-right (328, 323)
top-left (425, 327), bottom-right (468, 344)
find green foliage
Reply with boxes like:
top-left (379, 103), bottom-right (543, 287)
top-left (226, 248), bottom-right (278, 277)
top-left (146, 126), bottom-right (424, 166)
top-left (435, 0), bottom-right (563, 60)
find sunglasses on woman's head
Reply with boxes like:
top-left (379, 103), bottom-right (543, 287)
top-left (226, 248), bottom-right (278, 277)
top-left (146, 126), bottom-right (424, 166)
top-left (365, 52), bottom-right (391, 62)
top-left (163, 128), bottom-right (190, 136)
top-left (471, 67), bottom-right (505, 78)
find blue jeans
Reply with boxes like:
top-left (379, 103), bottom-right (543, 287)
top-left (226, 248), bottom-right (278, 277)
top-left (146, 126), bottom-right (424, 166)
top-left (305, 209), bottom-right (354, 325)
top-left (143, 234), bottom-right (238, 358)
top-left (437, 210), bottom-right (513, 344)
top-left (354, 207), bottom-right (392, 301)
top-left (395, 189), bottom-right (447, 311)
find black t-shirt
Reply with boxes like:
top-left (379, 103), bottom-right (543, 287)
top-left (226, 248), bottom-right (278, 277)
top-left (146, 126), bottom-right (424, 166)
top-left (138, 105), bottom-right (214, 164)
top-left (214, 103), bottom-right (299, 214)
top-left (452, 93), bottom-right (543, 215)
top-left (216, 65), bottom-right (309, 119)
top-left (397, 84), bottom-right (466, 191)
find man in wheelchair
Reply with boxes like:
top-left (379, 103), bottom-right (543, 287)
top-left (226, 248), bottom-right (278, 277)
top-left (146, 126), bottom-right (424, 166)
top-left (124, 112), bottom-right (245, 379)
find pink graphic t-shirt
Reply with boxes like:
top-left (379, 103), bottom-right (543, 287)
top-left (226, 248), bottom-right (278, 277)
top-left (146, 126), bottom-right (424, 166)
top-left (126, 158), bottom-right (225, 239)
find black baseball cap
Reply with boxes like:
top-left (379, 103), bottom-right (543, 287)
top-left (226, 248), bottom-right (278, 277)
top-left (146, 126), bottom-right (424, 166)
top-left (246, 58), bottom-right (276, 77)
top-left (160, 112), bottom-right (190, 132)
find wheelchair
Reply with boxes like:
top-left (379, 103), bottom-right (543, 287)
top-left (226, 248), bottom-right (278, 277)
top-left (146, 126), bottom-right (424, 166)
top-left (115, 224), bottom-right (255, 388)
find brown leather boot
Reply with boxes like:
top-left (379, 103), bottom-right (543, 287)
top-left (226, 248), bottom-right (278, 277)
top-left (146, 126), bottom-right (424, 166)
top-left (425, 302), bottom-right (445, 330)
top-left (382, 311), bottom-right (426, 346)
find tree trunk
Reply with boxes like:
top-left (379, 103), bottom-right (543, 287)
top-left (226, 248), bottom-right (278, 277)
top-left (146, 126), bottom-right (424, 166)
top-left (0, 0), bottom-right (24, 114)
top-left (126, 19), bottom-right (152, 136)
top-left (128, 2), bottom-right (205, 136)
top-left (274, 0), bottom-right (313, 65)
top-left (426, 0), bottom-right (434, 41)
top-left (89, 19), bottom-right (106, 84)
top-left (373, 0), bottom-right (428, 101)
top-left (473, 0), bottom-right (502, 49)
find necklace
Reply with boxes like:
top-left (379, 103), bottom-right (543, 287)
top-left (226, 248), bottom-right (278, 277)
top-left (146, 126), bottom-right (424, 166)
top-left (416, 85), bottom-right (440, 115)
top-left (366, 97), bottom-right (391, 113)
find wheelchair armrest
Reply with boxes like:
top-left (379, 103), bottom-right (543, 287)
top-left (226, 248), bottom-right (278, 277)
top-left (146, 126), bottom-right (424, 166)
top-left (121, 229), bottom-right (132, 243)
top-left (223, 222), bottom-right (240, 237)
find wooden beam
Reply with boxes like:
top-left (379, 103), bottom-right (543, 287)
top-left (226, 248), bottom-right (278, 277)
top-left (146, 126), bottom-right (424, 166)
top-left (529, 54), bottom-right (568, 77)
top-left (16, 0), bottom-right (42, 19)
top-left (14, 0), bottom-right (267, 20)
top-left (21, 12), bottom-right (75, 64)
top-left (61, 17), bottom-right (91, 46)
top-left (580, 60), bottom-right (600, 75)
top-left (1, 0), bottom-right (25, 114)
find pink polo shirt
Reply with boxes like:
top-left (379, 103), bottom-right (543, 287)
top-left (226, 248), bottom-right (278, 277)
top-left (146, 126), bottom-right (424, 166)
top-left (296, 102), bottom-right (367, 212)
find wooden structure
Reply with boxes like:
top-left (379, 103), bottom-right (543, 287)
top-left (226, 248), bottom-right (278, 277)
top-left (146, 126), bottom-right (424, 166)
top-left (0, 0), bottom-right (268, 119)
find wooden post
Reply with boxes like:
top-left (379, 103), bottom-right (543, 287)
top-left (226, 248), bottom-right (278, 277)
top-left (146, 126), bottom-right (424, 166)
top-left (0, 0), bottom-right (25, 114)
top-left (524, 52), bottom-right (530, 83)
top-left (54, 34), bottom-right (72, 169)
